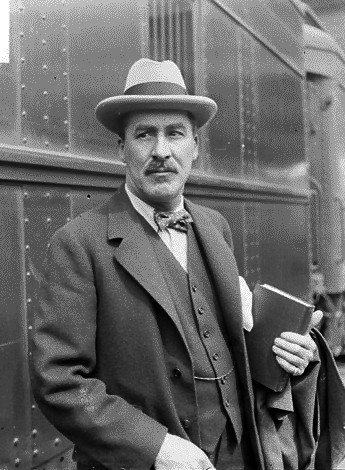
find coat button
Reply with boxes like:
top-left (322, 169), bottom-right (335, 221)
top-left (192, 285), bottom-right (197, 292)
top-left (198, 307), bottom-right (205, 315)
top-left (173, 368), bottom-right (182, 378)
top-left (212, 353), bottom-right (219, 361)
top-left (225, 399), bottom-right (230, 407)
top-left (181, 418), bottom-right (191, 429)
top-left (203, 330), bottom-right (210, 338)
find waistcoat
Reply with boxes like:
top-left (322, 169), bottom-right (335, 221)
top-left (151, 226), bottom-right (243, 452)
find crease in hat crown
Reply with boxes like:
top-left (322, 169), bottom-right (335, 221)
top-left (95, 58), bottom-right (218, 134)
top-left (124, 58), bottom-right (187, 92)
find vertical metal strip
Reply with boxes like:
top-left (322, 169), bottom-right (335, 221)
top-left (167, 0), bottom-right (173, 59)
top-left (152, 0), bottom-right (158, 60)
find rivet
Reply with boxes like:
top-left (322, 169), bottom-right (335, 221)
top-left (13, 438), bottom-right (19, 446)
top-left (42, 15), bottom-right (46, 20)
top-left (43, 65), bottom-right (48, 71)
top-left (62, 48), bottom-right (66, 53)
top-left (21, 57), bottom-right (25, 63)
top-left (43, 115), bottom-right (49, 121)
top-left (26, 271), bottom-right (31, 277)
top-left (64, 120), bottom-right (68, 125)
top-left (28, 325), bottom-right (33, 331)
top-left (25, 245), bottom-right (30, 251)
top-left (47, 217), bottom-right (51, 223)
top-left (24, 218), bottom-right (29, 224)
top-left (19, 6), bottom-right (24, 12)
top-left (43, 90), bottom-right (48, 96)
top-left (62, 24), bottom-right (66, 29)
top-left (66, 217), bottom-right (71, 222)
top-left (32, 429), bottom-right (38, 437)
top-left (45, 192), bottom-right (51, 198)
top-left (45, 141), bottom-right (49, 147)
top-left (22, 111), bottom-right (26, 117)
top-left (241, 144), bottom-right (245, 148)
top-left (63, 96), bottom-right (68, 101)
top-left (42, 39), bottom-right (46, 45)
top-left (27, 298), bottom-right (32, 304)
top-left (54, 437), bottom-right (61, 446)
top-left (63, 71), bottom-right (67, 77)
top-left (33, 449), bottom-right (38, 457)
top-left (65, 144), bottom-right (69, 150)
top-left (66, 193), bottom-right (70, 198)
top-left (15, 458), bottom-right (20, 467)
top-left (32, 404), bottom-right (36, 410)
top-left (20, 32), bottom-right (24, 38)
top-left (24, 191), bottom-right (28, 198)
top-left (23, 138), bottom-right (27, 144)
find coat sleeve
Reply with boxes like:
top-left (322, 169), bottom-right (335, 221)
top-left (31, 227), bottom-right (167, 470)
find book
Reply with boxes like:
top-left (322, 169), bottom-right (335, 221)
top-left (245, 283), bottom-right (315, 392)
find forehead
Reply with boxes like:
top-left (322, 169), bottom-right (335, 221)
top-left (125, 110), bottom-right (193, 129)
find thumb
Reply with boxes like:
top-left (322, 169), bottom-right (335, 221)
top-left (311, 309), bottom-right (323, 328)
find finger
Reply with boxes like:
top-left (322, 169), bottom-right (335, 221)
top-left (274, 337), bottom-right (315, 359)
top-left (311, 309), bottom-right (323, 327)
top-left (272, 344), bottom-right (309, 369)
top-left (279, 332), bottom-right (317, 352)
top-left (275, 356), bottom-right (304, 375)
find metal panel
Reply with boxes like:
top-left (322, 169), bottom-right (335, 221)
top-left (210, 0), bottom-right (304, 74)
top-left (68, 0), bottom-right (145, 158)
top-left (20, 0), bottom-right (69, 151)
top-left (202, 0), bottom-right (241, 176)
top-left (259, 202), bottom-right (311, 300)
top-left (24, 186), bottom-right (73, 468)
top-left (0, 0), bottom-right (21, 145)
top-left (0, 186), bottom-right (31, 470)
top-left (253, 43), bottom-right (307, 189)
top-left (70, 189), bottom-right (114, 218)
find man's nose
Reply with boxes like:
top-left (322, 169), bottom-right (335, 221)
top-left (151, 135), bottom-right (171, 160)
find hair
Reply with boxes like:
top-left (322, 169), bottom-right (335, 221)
top-left (116, 111), bottom-right (197, 142)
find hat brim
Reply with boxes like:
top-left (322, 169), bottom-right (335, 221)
top-left (95, 95), bottom-right (218, 134)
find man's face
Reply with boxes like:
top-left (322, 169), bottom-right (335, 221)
top-left (119, 110), bottom-right (198, 211)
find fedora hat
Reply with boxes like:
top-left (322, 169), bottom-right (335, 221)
top-left (95, 58), bottom-right (217, 134)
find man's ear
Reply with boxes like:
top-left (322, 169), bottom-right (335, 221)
top-left (118, 138), bottom-right (125, 162)
top-left (192, 134), bottom-right (199, 161)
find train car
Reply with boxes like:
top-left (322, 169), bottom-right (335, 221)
top-left (0, 0), bottom-right (333, 467)
top-left (295, 0), bottom-right (345, 356)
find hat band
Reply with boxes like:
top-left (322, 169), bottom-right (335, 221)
top-left (124, 82), bottom-right (187, 96)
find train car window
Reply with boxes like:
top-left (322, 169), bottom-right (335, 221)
top-left (148, 0), bottom-right (195, 94)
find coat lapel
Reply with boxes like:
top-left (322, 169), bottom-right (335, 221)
top-left (107, 188), bottom-right (187, 345)
top-left (185, 200), bottom-right (244, 343)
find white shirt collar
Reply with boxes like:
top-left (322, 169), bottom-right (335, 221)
top-left (125, 184), bottom-right (184, 232)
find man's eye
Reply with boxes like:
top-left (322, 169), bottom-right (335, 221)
top-left (170, 131), bottom-right (184, 137)
top-left (137, 132), bottom-right (150, 139)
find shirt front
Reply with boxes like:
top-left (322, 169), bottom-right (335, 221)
top-left (125, 184), bottom-right (188, 271)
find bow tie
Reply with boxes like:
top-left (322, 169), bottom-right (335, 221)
top-left (154, 209), bottom-right (193, 232)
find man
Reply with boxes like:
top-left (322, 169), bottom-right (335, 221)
top-left (31, 59), bottom-right (328, 470)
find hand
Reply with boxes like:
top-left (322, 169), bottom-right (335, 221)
top-left (155, 433), bottom-right (215, 470)
top-left (272, 310), bottom-right (323, 376)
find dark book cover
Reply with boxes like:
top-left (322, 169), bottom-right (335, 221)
top-left (245, 283), bottom-right (315, 392)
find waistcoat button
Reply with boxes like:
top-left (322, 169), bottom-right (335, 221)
top-left (173, 368), bottom-right (182, 378)
top-left (181, 419), bottom-right (191, 429)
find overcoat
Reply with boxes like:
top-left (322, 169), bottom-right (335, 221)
top-left (31, 185), bottom-right (265, 469)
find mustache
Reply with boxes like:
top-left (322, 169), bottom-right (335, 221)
top-left (144, 162), bottom-right (178, 174)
